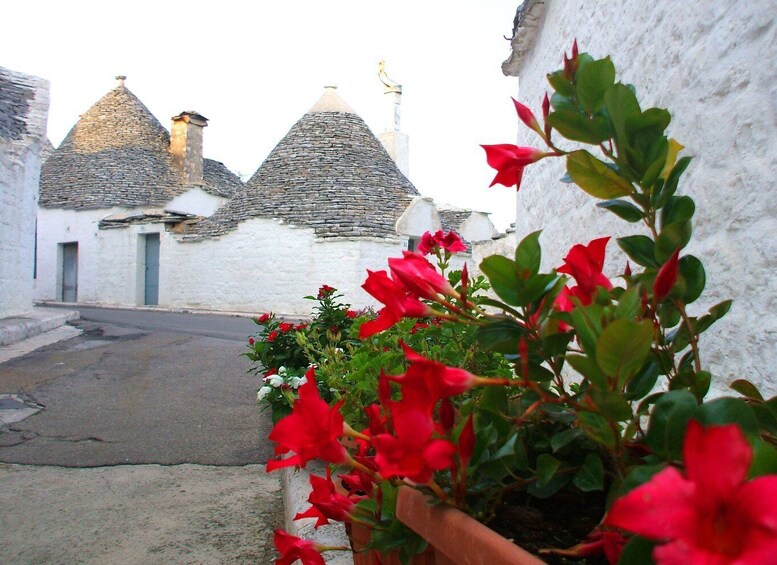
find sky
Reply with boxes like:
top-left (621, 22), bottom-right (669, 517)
top-left (2, 1), bottom-right (525, 231)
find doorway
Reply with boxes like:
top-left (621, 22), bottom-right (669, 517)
top-left (61, 242), bottom-right (78, 302)
top-left (144, 233), bottom-right (160, 306)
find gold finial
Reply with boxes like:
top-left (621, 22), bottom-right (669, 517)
top-left (378, 61), bottom-right (401, 94)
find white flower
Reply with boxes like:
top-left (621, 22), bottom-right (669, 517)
top-left (298, 376), bottom-right (308, 387)
top-left (278, 366), bottom-right (287, 375)
top-left (334, 347), bottom-right (344, 354)
top-left (256, 386), bottom-right (272, 401)
top-left (265, 375), bottom-right (284, 388)
top-left (289, 376), bottom-right (305, 389)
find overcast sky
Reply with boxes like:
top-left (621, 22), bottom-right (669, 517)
top-left (2, 1), bottom-right (527, 230)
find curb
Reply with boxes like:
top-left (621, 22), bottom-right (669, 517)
top-left (35, 301), bottom-right (307, 323)
top-left (0, 307), bottom-right (80, 347)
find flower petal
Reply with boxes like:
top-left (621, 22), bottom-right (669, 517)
top-left (683, 421), bottom-right (751, 498)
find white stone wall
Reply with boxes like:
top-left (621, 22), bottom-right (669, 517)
top-left (35, 208), bottom-right (163, 305)
top-left (166, 187), bottom-right (227, 218)
top-left (503, 0), bottom-right (777, 395)
top-left (0, 68), bottom-right (49, 318)
top-left (164, 219), bottom-right (407, 316)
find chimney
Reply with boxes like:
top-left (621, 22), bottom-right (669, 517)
top-left (377, 62), bottom-right (410, 178)
top-left (170, 111), bottom-right (208, 185)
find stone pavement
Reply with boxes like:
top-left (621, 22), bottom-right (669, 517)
top-left (0, 306), bottom-right (79, 347)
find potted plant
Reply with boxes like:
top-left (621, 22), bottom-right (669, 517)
top-left (263, 42), bottom-right (777, 565)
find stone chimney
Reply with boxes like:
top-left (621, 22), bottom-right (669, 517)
top-left (377, 62), bottom-right (409, 178)
top-left (170, 111), bottom-right (208, 185)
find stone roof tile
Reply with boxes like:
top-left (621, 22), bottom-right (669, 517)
top-left (39, 84), bottom-right (240, 209)
top-left (185, 88), bottom-right (419, 241)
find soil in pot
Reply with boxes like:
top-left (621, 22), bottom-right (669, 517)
top-left (485, 489), bottom-right (607, 565)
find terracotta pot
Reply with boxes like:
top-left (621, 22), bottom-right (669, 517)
top-left (347, 522), bottom-right (436, 565)
top-left (395, 487), bottom-right (547, 565)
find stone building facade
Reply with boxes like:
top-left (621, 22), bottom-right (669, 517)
top-left (503, 0), bottom-right (777, 395)
top-left (0, 66), bottom-right (49, 318)
top-left (35, 81), bottom-right (497, 315)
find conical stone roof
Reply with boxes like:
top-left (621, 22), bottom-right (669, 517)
top-left (185, 86), bottom-right (419, 241)
top-left (39, 83), bottom-right (240, 209)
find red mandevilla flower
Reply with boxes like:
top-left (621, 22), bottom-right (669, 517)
top-left (317, 284), bottom-right (336, 299)
top-left (481, 143), bottom-right (549, 191)
top-left (359, 269), bottom-right (433, 338)
top-left (267, 330), bottom-right (279, 342)
top-left (257, 313), bottom-right (272, 324)
top-left (385, 343), bottom-right (480, 412)
top-left (294, 468), bottom-right (355, 528)
top-left (388, 251), bottom-right (457, 300)
top-left (345, 310), bottom-right (357, 319)
top-left (278, 322), bottom-right (294, 333)
top-left (512, 97), bottom-right (544, 138)
top-left (273, 529), bottom-right (326, 565)
top-left (266, 368), bottom-right (346, 471)
top-left (418, 230), bottom-right (467, 256)
top-left (248, 337), bottom-right (255, 345)
top-left (606, 421), bottom-right (777, 564)
top-left (417, 231), bottom-right (437, 256)
top-left (372, 404), bottom-right (456, 484)
top-left (654, 248), bottom-right (681, 303)
top-left (556, 237), bottom-right (613, 307)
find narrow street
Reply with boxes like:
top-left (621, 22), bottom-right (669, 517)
top-left (0, 309), bottom-right (282, 564)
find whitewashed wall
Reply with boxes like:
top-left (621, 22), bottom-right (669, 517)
top-left (503, 0), bottom-right (777, 395)
top-left (35, 208), bottom-right (168, 305)
top-left (166, 187), bottom-right (227, 218)
top-left (0, 68), bottom-right (49, 318)
top-left (165, 219), bottom-right (406, 315)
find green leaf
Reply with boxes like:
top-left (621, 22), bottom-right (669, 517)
top-left (655, 156), bottom-right (692, 208)
top-left (596, 319), bottom-right (654, 383)
top-left (480, 255), bottom-right (520, 305)
top-left (566, 150), bottom-right (634, 199)
top-left (576, 57), bottom-right (616, 114)
top-left (547, 110), bottom-right (611, 144)
top-left (589, 387), bottom-right (633, 421)
top-left (646, 390), bottom-right (698, 460)
top-left (578, 411), bottom-right (617, 449)
top-left (677, 255), bottom-right (705, 304)
top-left (618, 536), bottom-right (657, 565)
top-left (547, 70), bottom-right (574, 97)
top-left (626, 360), bottom-right (660, 400)
top-left (551, 428), bottom-right (584, 453)
top-left (617, 235), bottom-right (658, 267)
top-left (695, 397), bottom-right (759, 436)
top-left (661, 195), bottom-right (696, 228)
top-left (566, 354), bottom-right (607, 388)
top-left (573, 452), bottom-right (604, 492)
top-left (730, 379), bottom-right (765, 401)
top-left (614, 285), bottom-right (642, 320)
top-left (750, 439), bottom-right (777, 477)
top-left (655, 221), bottom-right (692, 263)
top-left (596, 199), bottom-right (645, 222)
top-left (515, 230), bottom-right (542, 276)
top-left (476, 317), bottom-right (526, 354)
top-left (535, 453), bottom-right (561, 488)
top-left (567, 305), bottom-right (604, 356)
top-left (604, 83), bottom-right (641, 156)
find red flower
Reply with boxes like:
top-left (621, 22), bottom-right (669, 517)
top-left (606, 421), bottom-right (777, 564)
top-left (458, 414), bottom-right (476, 471)
top-left (386, 343), bottom-right (479, 410)
top-left (556, 237), bottom-right (613, 306)
top-left (417, 230), bottom-right (467, 255)
top-left (278, 322), bottom-right (294, 333)
top-left (388, 251), bottom-right (457, 300)
top-left (257, 313), bottom-right (272, 324)
top-left (295, 323), bottom-right (308, 331)
top-left (273, 529), bottom-right (326, 565)
top-left (317, 285), bottom-right (336, 299)
top-left (654, 248), bottom-right (681, 303)
top-left (265, 367), bottom-right (278, 377)
top-left (512, 97), bottom-right (544, 138)
top-left (345, 310), bottom-right (358, 319)
top-left (248, 337), bottom-right (255, 345)
top-left (481, 143), bottom-right (549, 190)
top-left (267, 330), bottom-right (279, 342)
top-left (417, 231), bottom-right (437, 255)
top-left (372, 405), bottom-right (456, 484)
top-left (359, 269), bottom-right (433, 338)
top-left (266, 368), bottom-right (346, 471)
top-left (294, 469), bottom-right (355, 528)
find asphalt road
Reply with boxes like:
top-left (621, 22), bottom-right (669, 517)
top-left (0, 310), bottom-right (272, 467)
